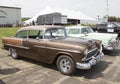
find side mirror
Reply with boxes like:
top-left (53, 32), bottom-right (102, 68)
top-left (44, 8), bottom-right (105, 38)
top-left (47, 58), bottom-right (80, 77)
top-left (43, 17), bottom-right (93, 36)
top-left (84, 32), bottom-right (88, 36)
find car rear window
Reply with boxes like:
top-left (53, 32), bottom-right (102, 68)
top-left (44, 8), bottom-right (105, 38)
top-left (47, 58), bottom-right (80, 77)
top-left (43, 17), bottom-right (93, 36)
top-left (16, 30), bottom-right (27, 38)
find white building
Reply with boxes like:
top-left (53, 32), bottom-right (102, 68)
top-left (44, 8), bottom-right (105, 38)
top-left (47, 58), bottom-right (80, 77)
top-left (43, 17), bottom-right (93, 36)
top-left (0, 6), bottom-right (21, 26)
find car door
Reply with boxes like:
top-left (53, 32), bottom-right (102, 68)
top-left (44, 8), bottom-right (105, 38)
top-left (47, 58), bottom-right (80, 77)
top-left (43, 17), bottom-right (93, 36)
top-left (23, 30), bottom-right (47, 62)
top-left (15, 30), bottom-right (30, 57)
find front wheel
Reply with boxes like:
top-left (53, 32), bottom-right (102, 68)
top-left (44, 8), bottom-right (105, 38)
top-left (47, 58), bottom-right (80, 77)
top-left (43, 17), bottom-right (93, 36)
top-left (9, 48), bottom-right (19, 59)
top-left (56, 55), bottom-right (76, 75)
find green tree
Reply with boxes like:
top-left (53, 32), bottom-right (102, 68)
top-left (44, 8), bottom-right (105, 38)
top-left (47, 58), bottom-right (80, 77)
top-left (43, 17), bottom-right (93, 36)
top-left (117, 17), bottom-right (120, 22)
top-left (108, 16), bottom-right (117, 22)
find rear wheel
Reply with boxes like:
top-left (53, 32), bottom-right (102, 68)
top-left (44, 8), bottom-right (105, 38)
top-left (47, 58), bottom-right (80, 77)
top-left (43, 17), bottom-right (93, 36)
top-left (9, 48), bottom-right (18, 59)
top-left (56, 55), bottom-right (76, 75)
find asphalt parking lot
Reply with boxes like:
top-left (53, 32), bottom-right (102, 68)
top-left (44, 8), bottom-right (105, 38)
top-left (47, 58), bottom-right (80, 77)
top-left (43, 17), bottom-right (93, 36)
top-left (0, 46), bottom-right (120, 84)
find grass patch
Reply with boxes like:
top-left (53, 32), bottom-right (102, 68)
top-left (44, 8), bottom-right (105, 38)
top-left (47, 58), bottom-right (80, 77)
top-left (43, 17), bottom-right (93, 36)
top-left (0, 27), bottom-right (20, 48)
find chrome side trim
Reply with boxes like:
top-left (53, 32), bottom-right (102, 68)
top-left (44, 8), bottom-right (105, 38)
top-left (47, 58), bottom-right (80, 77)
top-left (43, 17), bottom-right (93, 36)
top-left (34, 45), bottom-right (81, 53)
top-left (4, 44), bottom-right (30, 49)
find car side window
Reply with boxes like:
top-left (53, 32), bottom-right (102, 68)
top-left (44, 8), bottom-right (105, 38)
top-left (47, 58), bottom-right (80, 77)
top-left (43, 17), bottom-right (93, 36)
top-left (68, 29), bottom-right (80, 34)
top-left (44, 29), bottom-right (52, 39)
top-left (29, 30), bottom-right (43, 39)
top-left (44, 28), bottom-right (66, 39)
top-left (98, 24), bottom-right (107, 27)
top-left (16, 30), bottom-right (27, 38)
top-left (107, 23), bottom-right (116, 28)
top-left (51, 28), bottom-right (66, 37)
top-left (81, 28), bottom-right (87, 34)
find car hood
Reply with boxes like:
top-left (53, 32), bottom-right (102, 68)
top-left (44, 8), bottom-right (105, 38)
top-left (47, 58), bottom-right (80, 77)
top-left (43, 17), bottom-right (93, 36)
top-left (50, 37), bottom-right (97, 50)
top-left (81, 33), bottom-right (117, 44)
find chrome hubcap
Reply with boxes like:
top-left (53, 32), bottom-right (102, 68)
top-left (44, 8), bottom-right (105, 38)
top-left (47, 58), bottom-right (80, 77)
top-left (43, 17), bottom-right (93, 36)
top-left (60, 58), bottom-right (71, 72)
top-left (11, 49), bottom-right (17, 58)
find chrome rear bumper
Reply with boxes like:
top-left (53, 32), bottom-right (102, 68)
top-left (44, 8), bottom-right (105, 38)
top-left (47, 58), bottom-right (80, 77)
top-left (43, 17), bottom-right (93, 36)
top-left (76, 52), bottom-right (104, 69)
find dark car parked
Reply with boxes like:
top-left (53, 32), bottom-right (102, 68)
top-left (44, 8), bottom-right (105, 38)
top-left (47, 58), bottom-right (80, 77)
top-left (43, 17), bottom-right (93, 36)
top-left (92, 22), bottom-right (120, 39)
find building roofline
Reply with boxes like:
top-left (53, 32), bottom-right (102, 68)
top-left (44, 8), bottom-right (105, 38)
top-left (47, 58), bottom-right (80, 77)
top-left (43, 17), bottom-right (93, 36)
top-left (0, 6), bottom-right (21, 9)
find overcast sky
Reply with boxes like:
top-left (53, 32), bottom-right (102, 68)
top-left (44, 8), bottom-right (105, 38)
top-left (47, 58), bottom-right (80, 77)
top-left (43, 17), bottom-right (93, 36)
top-left (0, 0), bottom-right (120, 19)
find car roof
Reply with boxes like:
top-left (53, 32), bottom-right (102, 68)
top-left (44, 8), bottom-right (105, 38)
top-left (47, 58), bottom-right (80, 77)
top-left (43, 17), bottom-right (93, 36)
top-left (17, 25), bottom-right (63, 32)
top-left (66, 25), bottom-right (88, 29)
top-left (97, 22), bottom-right (117, 24)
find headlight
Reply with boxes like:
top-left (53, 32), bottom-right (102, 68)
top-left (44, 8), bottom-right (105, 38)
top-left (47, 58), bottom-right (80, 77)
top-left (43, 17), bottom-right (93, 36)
top-left (108, 42), bottom-right (113, 46)
top-left (108, 37), bottom-right (116, 46)
top-left (109, 37), bottom-right (116, 43)
top-left (84, 49), bottom-right (88, 56)
top-left (99, 43), bottom-right (103, 53)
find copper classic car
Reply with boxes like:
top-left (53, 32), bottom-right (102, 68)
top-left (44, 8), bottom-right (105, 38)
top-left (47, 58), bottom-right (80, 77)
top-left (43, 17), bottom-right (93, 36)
top-left (2, 25), bottom-right (104, 75)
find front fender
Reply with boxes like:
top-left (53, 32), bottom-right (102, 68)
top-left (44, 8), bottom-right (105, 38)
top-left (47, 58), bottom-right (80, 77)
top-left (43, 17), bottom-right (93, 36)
top-left (52, 51), bottom-right (84, 64)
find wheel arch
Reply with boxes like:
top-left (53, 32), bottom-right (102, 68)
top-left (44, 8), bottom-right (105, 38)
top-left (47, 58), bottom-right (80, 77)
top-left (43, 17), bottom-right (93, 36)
top-left (53, 52), bottom-right (74, 64)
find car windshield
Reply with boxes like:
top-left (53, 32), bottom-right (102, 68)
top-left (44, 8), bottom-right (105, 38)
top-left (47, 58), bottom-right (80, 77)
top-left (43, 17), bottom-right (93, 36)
top-left (81, 27), bottom-right (94, 34)
top-left (44, 28), bottom-right (66, 39)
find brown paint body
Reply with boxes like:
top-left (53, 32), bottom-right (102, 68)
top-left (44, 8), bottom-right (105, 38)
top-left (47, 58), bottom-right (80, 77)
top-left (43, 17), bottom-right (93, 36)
top-left (2, 25), bottom-right (101, 64)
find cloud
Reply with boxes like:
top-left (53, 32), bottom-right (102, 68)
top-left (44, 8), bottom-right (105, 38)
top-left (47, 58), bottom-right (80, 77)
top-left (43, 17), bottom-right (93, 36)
top-left (0, 0), bottom-right (120, 18)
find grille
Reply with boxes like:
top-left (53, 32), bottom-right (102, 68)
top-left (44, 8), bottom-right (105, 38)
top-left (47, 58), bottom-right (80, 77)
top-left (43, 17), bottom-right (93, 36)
top-left (86, 48), bottom-right (99, 59)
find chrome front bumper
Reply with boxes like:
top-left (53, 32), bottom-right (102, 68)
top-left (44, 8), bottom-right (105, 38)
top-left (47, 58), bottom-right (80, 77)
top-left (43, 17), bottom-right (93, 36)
top-left (76, 52), bottom-right (104, 70)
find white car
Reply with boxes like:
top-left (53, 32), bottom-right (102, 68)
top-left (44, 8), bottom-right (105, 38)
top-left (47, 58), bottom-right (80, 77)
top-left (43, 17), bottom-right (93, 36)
top-left (66, 25), bottom-right (119, 50)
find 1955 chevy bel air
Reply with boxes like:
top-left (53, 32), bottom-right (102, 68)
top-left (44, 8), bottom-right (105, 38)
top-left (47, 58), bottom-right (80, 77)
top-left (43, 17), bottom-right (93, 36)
top-left (2, 25), bottom-right (104, 75)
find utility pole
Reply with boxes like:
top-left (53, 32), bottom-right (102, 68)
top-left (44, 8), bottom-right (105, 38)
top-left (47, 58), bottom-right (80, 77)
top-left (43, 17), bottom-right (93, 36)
top-left (106, 0), bottom-right (109, 22)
